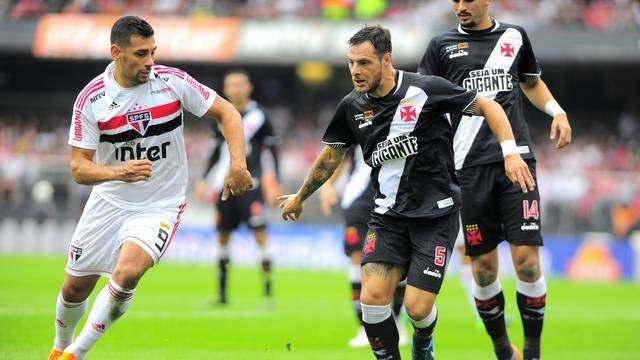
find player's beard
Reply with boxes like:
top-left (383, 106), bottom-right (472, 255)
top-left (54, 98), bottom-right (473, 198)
top-left (366, 64), bottom-right (383, 95)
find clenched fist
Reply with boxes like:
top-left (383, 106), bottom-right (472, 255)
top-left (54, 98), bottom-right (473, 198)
top-left (221, 165), bottom-right (253, 201)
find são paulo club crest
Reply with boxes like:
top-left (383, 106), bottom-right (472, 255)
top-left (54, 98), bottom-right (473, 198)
top-left (127, 109), bottom-right (153, 135)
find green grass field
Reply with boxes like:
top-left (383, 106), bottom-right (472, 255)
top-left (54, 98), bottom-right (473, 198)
top-left (0, 256), bottom-right (639, 359)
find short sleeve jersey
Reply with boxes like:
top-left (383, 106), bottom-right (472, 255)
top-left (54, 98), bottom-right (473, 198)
top-left (323, 70), bottom-right (477, 219)
top-left (418, 20), bottom-right (540, 170)
top-left (68, 62), bottom-right (216, 209)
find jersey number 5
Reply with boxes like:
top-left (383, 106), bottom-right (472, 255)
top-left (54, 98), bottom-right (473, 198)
top-left (434, 246), bottom-right (446, 267)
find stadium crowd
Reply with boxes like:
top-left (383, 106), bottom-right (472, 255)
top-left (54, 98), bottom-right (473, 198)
top-left (3, 0), bottom-right (639, 31)
top-left (1, 107), bottom-right (639, 235)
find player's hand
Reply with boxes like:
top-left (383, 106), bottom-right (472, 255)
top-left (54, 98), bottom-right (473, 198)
top-left (550, 114), bottom-right (572, 149)
top-left (221, 165), bottom-right (252, 201)
top-left (116, 159), bottom-right (153, 182)
top-left (504, 154), bottom-right (535, 193)
top-left (278, 194), bottom-right (304, 221)
top-left (319, 184), bottom-right (338, 217)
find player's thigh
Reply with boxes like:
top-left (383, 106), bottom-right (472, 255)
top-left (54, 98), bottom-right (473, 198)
top-left (406, 211), bottom-right (458, 295)
top-left (360, 262), bottom-right (404, 305)
top-left (343, 203), bottom-right (369, 257)
top-left (216, 196), bottom-right (240, 232)
top-left (118, 202), bottom-right (185, 265)
top-left (457, 164), bottom-right (502, 257)
top-left (498, 160), bottom-right (543, 248)
top-left (65, 192), bottom-right (129, 277)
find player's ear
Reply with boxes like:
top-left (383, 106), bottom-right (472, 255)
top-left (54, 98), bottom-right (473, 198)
top-left (383, 52), bottom-right (392, 67)
top-left (110, 44), bottom-right (121, 61)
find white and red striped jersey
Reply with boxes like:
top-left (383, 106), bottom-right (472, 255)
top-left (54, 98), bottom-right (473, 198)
top-left (68, 62), bottom-right (216, 210)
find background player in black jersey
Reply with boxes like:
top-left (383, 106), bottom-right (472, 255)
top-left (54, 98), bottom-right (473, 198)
top-left (320, 145), bottom-right (409, 348)
top-left (280, 25), bottom-right (534, 360)
top-left (418, 1), bottom-right (572, 360)
top-left (196, 69), bottom-right (281, 304)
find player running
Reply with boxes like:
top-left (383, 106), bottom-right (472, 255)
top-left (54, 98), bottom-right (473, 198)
top-left (280, 25), bottom-right (534, 360)
top-left (418, 1), bottom-right (572, 359)
top-left (195, 69), bottom-right (281, 304)
top-left (319, 145), bottom-right (408, 347)
top-left (49, 16), bottom-right (252, 360)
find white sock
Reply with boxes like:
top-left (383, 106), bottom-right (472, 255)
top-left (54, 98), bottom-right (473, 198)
top-left (472, 278), bottom-right (502, 300)
top-left (517, 275), bottom-right (547, 297)
top-left (218, 243), bottom-right (230, 259)
top-left (259, 244), bottom-right (271, 263)
top-left (65, 279), bottom-right (134, 359)
top-left (53, 293), bottom-right (88, 350)
top-left (459, 264), bottom-right (477, 316)
top-left (361, 303), bottom-right (392, 324)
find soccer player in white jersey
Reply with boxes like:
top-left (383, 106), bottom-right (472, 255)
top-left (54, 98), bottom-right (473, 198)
top-left (49, 16), bottom-right (252, 360)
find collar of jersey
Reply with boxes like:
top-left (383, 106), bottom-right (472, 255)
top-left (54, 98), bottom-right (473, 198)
top-left (457, 18), bottom-right (500, 35)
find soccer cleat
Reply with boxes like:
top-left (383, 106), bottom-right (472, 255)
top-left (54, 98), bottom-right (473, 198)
top-left (511, 343), bottom-right (523, 360)
top-left (396, 318), bottom-right (409, 346)
top-left (59, 352), bottom-right (77, 360)
top-left (48, 349), bottom-right (63, 360)
top-left (348, 326), bottom-right (369, 348)
top-left (411, 335), bottom-right (435, 360)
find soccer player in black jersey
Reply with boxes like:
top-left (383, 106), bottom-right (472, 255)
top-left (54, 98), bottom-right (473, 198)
top-left (418, 1), bottom-right (572, 359)
top-left (280, 25), bottom-right (534, 360)
top-left (196, 70), bottom-right (281, 304)
top-left (320, 145), bottom-right (409, 348)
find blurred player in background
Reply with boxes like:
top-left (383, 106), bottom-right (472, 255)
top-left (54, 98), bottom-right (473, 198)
top-left (418, 1), bottom-right (572, 359)
top-left (49, 16), bottom-right (252, 360)
top-left (195, 69), bottom-right (281, 304)
top-left (280, 25), bottom-right (534, 360)
top-left (319, 145), bottom-right (408, 347)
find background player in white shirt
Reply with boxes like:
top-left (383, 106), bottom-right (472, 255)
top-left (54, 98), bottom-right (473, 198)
top-left (50, 16), bottom-right (252, 360)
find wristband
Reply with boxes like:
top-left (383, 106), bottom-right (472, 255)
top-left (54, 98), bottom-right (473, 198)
top-left (544, 100), bottom-right (566, 117)
top-left (500, 140), bottom-right (518, 158)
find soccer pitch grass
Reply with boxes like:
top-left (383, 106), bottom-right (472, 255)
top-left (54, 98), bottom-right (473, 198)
top-left (0, 256), bottom-right (638, 359)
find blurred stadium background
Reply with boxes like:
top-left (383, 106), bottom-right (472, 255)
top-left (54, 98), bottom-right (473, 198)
top-left (0, 0), bottom-right (639, 359)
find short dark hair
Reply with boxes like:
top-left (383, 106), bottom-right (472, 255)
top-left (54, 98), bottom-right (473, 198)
top-left (224, 68), bottom-right (251, 80)
top-left (348, 25), bottom-right (392, 58)
top-left (110, 16), bottom-right (154, 47)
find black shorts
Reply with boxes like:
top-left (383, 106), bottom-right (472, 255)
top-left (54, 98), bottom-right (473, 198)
top-left (343, 197), bottom-right (372, 256)
top-left (458, 159), bottom-right (543, 257)
top-left (361, 211), bottom-right (459, 294)
top-left (216, 187), bottom-right (267, 231)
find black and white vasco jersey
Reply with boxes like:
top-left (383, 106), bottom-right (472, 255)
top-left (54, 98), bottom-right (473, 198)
top-left (323, 71), bottom-right (477, 219)
top-left (418, 20), bottom-right (540, 170)
top-left (203, 100), bottom-right (279, 191)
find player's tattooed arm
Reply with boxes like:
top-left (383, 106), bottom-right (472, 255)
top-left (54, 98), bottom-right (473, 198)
top-left (298, 146), bottom-right (347, 202)
top-left (278, 145), bottom-right (346, 221)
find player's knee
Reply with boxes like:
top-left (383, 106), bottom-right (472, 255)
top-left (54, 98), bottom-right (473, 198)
top-left (61, 281), bottom-right (91, 303)
top-left (404, 298), bottom-right (434, 321)
top-left (472, 267), bottom-right (497, 287)
top-left (111, 264), bottom-right (145, 289)
top-left (515, 258), bottom-right (540, 282)
top-left (360, 286), bottom-right (392, 305)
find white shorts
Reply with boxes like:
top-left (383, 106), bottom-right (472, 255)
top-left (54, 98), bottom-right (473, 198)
top-left (65, 192), bottom-right (186, 277)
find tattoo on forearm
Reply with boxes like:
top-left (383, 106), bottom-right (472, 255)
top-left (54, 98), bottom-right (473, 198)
top-left (298, 147), bottom-right (345, 201)
top-left (362, 262), bottom-right (394, 279)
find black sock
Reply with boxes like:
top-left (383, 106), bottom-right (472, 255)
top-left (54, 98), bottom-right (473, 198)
top-left (363, 315), bottom-right (400, 359)
top-left (475, 291), bottom-right (512, 359)
top-left (411, 312), bottom-right (437, 358)
top-left (218, 257), bottom-right (229, 303)
top-left (351, 282), bottom-right (365, 326)
top-left (261, 259), bottom-right (272, 297)
top-left (392, 283), bottom-right (406, 318)
top-left (517, 292), bottom-right (545, 360)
